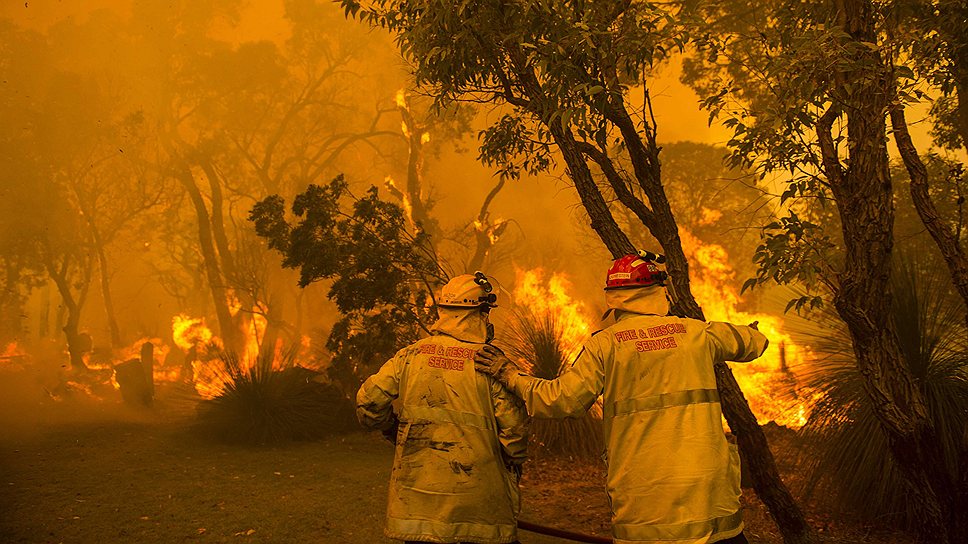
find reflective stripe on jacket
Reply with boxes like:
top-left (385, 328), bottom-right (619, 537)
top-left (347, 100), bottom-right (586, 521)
top-left (506, 313), bottom-right (768, 544)
top-left (357, 334), bottom-right (529, 544)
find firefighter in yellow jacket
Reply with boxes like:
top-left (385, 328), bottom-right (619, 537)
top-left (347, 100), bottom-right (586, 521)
top-left (357, 272), bottom-right (529, 544)
top-left (475, 254), bottom-right (768, 544)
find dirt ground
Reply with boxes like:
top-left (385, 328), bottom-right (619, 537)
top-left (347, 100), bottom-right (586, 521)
top-left (0, 390), bottom-right (916, 544)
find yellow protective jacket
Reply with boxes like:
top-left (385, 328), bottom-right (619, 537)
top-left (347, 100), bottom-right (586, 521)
top-left (504, 288), bottom-right (768, 544)
top-left (357, 311), bottom-right (529, 544)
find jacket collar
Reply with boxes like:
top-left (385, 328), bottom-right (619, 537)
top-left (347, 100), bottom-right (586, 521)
top-left (431, 307), bottom-right (489, 344)
top-left (602, 285), bottom-right (670, 320)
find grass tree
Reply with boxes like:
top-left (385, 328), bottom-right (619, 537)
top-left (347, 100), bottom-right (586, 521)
top-left (792, 255), bottom-right (968, 528)
top-left (504, 309), bottom-right (604, 459)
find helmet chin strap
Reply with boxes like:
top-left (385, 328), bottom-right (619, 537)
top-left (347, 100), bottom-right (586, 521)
top-left (482, 307), bottom-right (495, 343)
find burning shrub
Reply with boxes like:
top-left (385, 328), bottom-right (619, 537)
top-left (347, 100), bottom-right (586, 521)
top-left (195, 350), bottom-right (356, 445)
top-left (793, 255), bottom-right (968, 528)
top-left (503, 309), bottom-right (604, 459)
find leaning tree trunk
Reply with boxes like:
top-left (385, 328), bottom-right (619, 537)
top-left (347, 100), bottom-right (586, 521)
top-left (891, 107), bottom-right (968, 330)
top-left (603, 94), bottom-right (818, 544)
top-left (509, 47), bottom-right (817, 544)
top-left (815, 2), bottom-right (958, 539)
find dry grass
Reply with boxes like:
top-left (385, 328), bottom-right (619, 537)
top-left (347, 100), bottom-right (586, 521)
top-left (0, 389), bottom-right (919, 544)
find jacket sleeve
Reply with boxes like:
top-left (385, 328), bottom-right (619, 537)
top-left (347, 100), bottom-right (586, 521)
top-left (490, 379), bottom-right (530, 466)
top-left (506, 340), bottom-right (605, 418)
top-left (355, 348), bottom-right (409, 431)
top-left (705, 322), bottom-right (769, 363)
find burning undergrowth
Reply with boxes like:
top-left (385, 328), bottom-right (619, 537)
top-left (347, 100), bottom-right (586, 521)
top-left (504, 269), bottom-right (604, 459)
top-left (679, 229), bottom-right (818, 428)
top-left (194, 349), bottom-right (356, 445)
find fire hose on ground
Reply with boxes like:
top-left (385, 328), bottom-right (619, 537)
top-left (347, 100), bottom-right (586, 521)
top-left (517, 519), bottom-right (612, 543)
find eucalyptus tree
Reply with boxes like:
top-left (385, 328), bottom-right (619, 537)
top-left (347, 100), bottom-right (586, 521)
top-left (114, 0), bottom-right (415, 355)
top-left (341, 1), bottom-right (816, 542)
top-left (893, 0), bottom-right (968, 324)
top-left (685, 0), bottom-right (967, 539)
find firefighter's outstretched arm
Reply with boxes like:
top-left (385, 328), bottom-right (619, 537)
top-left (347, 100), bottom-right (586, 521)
top-left (475, 345), bottom-right (603, 418)
top-left (356, 348), bottom-right (409, 432)
top-left (705, 321), bottom-right (769, 362)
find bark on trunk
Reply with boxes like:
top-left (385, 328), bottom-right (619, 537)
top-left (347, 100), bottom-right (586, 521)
top-left (818, 2), bottom-right (958, 539)
top-left (891, 107), bottom-right (968, 328)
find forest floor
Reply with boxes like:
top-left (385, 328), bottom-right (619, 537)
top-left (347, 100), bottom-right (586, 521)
top-left (0, 384), bottom-right (916, 544)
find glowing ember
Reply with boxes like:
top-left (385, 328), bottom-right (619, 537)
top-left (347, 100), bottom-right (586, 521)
top-left (679, 229), bottom-right (814, 428)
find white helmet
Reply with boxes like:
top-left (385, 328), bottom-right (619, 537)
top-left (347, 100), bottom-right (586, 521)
top-left (437, 272), bottom-right (498, 309)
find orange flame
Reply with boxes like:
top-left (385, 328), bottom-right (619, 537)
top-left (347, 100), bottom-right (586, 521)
top-left (513, 268), bottom-right (593, 365)
top-left (0, 342), bottom-right (27, 372)
top-left (172, 314), bottom-right (215, 351)
top-left (679, 229), bottom-right (814, 428)
top-left (170, 311), bottom-right (308, 400)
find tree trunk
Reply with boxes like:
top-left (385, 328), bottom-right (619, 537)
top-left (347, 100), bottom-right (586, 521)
top-left (891, 107), bottom-right (968, 329)
top-left (177, 164), bottom-right (243, 354)
top-left (398, 98), bottom-right (438, 242)
top-left (46, 258), bottom-right (88, 371)
top-left (257, 293), bottom-right (284, 362)
top-left (818, 2), bottom-right (957, 539)
top-left (90, 224), bottom-right (122, 348)
top-left (198, 159), bottom-right (239, 285)
top-left (540, 119), bottom-right (635, 256)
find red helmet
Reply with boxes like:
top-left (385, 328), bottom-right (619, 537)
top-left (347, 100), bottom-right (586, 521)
top-left (605, 253), bottom-right (668, 290)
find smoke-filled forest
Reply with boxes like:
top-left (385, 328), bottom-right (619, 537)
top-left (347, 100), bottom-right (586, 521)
top-left (1, 1), bottom-right (966, 543)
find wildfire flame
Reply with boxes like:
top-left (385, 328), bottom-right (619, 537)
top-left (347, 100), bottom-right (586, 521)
top-left (511, 238), bottom-right (814, 430)
top-left (170, 312), bottom-right (317, 400)
top-left (1, 342), bottom-right (27, 371)
top-left (172, 314), bottom-right (215, 351)
top-left (513, 268), bottom-right (593, 365)
top-left (679, 229), bottom-right (814, 428)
